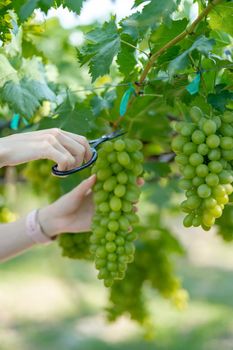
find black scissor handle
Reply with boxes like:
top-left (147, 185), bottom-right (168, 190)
top-left (51, 148), bottom-right (98, 177)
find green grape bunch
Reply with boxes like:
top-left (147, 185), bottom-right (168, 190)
top-left (59, 232), bottom-right (92, 260)
top-left (172, 107), bottom-right (233, 230)
top-left (216, 205), bottom-right (233, 242)
top-left (107, 220), bottom-right (187, 327)
top-left (23, 160), bottom-right (61, 201)
top-left (90, 137), bottom-right (144, 288)
top-left (0, 0), bottom-right (13, 43)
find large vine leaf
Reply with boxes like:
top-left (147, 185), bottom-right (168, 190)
top-left (91, 89), bottom-right (116, 117)
top-left (77, 18), bottom-right (120, 82)
top-left (150, 19), bottom-right (188, 52)
top-left (122, 0), bottom-right (179, 41)
top-left (168, 36), bottom-right (215, 76)
top-left (207, 85), bottom-right (233, 112)
top-left (117, 34), bottom-right (137, 78)
top-left (39, 97), bottom-right (93, 135)
top-left (58, 0), bottom-right (85, 15)
top-left (0, 54), bottom-right (18, 88)
top-left (1, 78), bottom-right (56, 117)
top-left (209, 2), bottom-right (233, 37)
top-left (13, 0), bottom-right (85, 22)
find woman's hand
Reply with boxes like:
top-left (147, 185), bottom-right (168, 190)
top-left (39, 175), bottom-right (97, 237)
top-left (0, 128), bottom-right (92, 171)
top-left (38, 176), bottom-right (144, 237)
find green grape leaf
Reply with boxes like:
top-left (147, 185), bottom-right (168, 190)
top-left (150, 19), bottom-right (188, 52)
top-left (39, 98), bottom-right (93, 135)
top-left (139, 0), bottom-right (178, 28)
top-left (1, 78), bottom-right (56, 117)
top-left (91, 89), bottom-right (116, 116)
top-left (77, 18), bottom-right (120, 82)
top-left (14, 0), bottom-right (39, 22)
top-left (37, 0), bottom-right (54, 12)
top-left (117, 34), bottom-right (137, 78)
top-left (209, 2), bottom-right (233, 37)
top-left (207, 86), bottom-right (233, 112)
top-left (59, 0), bottom-right (85, 15)
top-left (122, 0), bottom-right (178, 41)
top-left (168, 36), bottom-right (215, 76)
top-left (121, 13), bottom-right (142, 41)
top-left (14, 0), bottom-right (85, 22)
top-left (132, 0), bottom-right (148, 7)
top-left (0, 54), bottom-right (18, 88)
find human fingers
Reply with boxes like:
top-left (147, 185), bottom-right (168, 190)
top-left (60, 130), bottom-right (92, 161)
top-left (55, 132), bottom-right (88, 167)
top-left (136, 177), bottom-right (145, 186)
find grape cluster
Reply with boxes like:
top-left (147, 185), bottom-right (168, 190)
top-left (0, 1), bottom-right (13, 43)
top-left (216, 205), bottom-right (233, 242)
top-left (23, 160), bottom-right (61, 201)
top-left (107, 217), bottom-right (187, 326)
top-left (172, 107), bottom-right (233, 230)
top-left (59, 232), bottom-right (92, 260)
top-left (90, 137), bottom-right (144, 287)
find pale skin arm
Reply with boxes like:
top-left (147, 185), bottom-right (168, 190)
top-left (0, 127), bottom-right (94, 262)
top-left (0, 175), bottom-right (97, 262)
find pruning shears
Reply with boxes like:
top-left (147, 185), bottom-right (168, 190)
top-left (51, 129), bottom-right (126, 177)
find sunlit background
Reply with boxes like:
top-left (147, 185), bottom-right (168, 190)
top-left (0, 1), bottom-right (233, 350)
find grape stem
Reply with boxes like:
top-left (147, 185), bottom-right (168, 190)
top-left (120, 39), bottom-right (150, 58)
top-left (113, 0), bottom-right (224, 129)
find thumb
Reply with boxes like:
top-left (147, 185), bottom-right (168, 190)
top-left (74, 174), bottom-right (96, 200)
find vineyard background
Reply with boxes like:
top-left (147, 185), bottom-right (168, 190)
top-left (0, 0), bottom-right (233, 349)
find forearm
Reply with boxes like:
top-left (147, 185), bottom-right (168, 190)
top-left (0, 208), bottom-right (59, 262)
top-left (0, 216), bottom-right (35, 262)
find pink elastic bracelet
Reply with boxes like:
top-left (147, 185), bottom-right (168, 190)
top-left (26, 209), bottom-right (53, 245)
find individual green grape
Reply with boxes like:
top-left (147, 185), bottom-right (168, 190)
top-left (192, 130), bottom-right (205, 144)
top-left (208, 149), bottom-right (221, 161)
top-left (205, 173), bottom-right (219, 187)
top-left (202, 120), bottom-right (217, 135)
top-left (182, 142), bottom-right (197, 155)
top-left (183, 214), bottom-right (194, 227)
top-left (220, 137), bottom-right (233, 150)
top-left (206, 135), bottom-right (220, 149)
top-left (180, 123), bottom-right (195, 136)
top-left (208, 161), bottom-right (223, 174)
top-left (221, 111), bottom-right (233, 123)
top-left (183, 165), bottom-right (195, 179)
top-left (171, 136), bottom-right (188, 153)
top-left (198, 143), bottom-right (209, 155)
top-left (196, 164), bottom-right (209, 177)
top-left (90, 137), bottom-right (144, 287)
top-left (175, 154), bottom-right (189, 165)
top-left (197, 184), bottom-right (211, 198)
top-left (189, 153), bottom-right (203, 166)
top-left (190, 106), bottom-right (203, 122)
top-left (178, 179), bottom-right (192, 190)
top-left (204, 197), bottom-right (217, 209)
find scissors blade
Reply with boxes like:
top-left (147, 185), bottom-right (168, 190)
top-left (105, 129), bottom-right (126, 140)
top-left (89, 130), bottom-right (126, 146)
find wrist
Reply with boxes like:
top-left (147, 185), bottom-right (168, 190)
top-left (0, 142), bottom-right (9, 168)
top-left (38, 206), bottom-right (61, 238)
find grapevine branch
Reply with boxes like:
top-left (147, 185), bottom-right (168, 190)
top-left (113, 0), bottom-right (224, 129)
